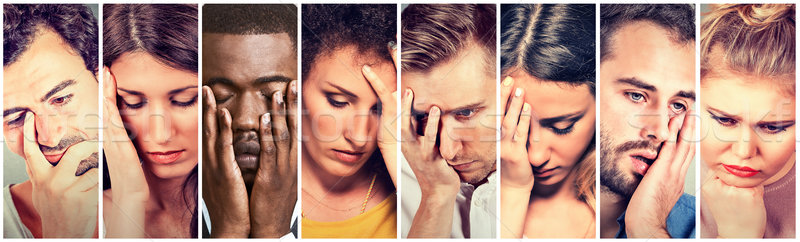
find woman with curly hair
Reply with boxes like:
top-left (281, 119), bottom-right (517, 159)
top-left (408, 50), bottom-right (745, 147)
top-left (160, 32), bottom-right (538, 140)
top-left (300, 4), bottom-right (398, 238)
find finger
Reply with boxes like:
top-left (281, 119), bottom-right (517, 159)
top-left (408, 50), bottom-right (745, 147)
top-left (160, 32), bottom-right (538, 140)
top-left (69, 168), bottom-right (99, 192)
top-left (202, 86), bottom-right (218, 170)
top-left (362, 65), bottom-right (395, 106)
top-left (653, 112), bottom-right (686, 168)
top-left (502, 88), bottom-right (524, 140)
top-left (259, 113), bottom-right (277, 172)
top-left (401, 88), bottom-right (416, 142)
top-left (271, 90), bottom-right (291, 173)
top-left (514, 103), bottom-right (532, 143)
top-left (422, 106), bottom-right (441, 149)
top-left (500, 76), bottom-right (514, 112)
top-left (287, 80), bottom-right (298, 142)
top-left (22, 112), bottom-right (49, 176)
top-left (216, 108), bottom-right (236, 174)
top-left (677, 109), bottom-right (696, 172)
top-left (103, 67), bottom-right (117, 103)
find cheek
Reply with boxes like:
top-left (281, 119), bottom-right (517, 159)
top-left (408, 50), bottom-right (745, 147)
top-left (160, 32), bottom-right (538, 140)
top-left (757, 138), bottom-right (795, 174)
top-left (303, 95), bottom-right (344, 143)
top-left (3, 128), bottom-right (25, 157)
top-left (173, 108), bottom-right (199, 153)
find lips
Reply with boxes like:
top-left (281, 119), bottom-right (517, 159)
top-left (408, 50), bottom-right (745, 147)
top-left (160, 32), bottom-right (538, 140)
top-left (451, 161), bottom-right (476, 171)
top-left (533, 167), bottom-right (558, 177)
top-left (43, 151), bottom-right (66, 164)
top-left (233, 141), bottom-right (260, 170)
top-left (333, 149), bottom-right (365, 163)
top-left (147, 150), bottom-right (185, 164)
top-left (630, 151), bottom-right (657, 175)
top-left (722, 164), bottom-right (759, 178)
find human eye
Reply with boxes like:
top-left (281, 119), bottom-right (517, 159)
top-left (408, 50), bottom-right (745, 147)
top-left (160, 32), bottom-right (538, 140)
top-left (50, 94), bottom-right (74, 106)
top-left (758, 122), bottom-right (795, 135)
top-left (454, 108), bottom-right (478, 121)
top-left (670, 102), bottom-right (687, 114)
top-left (709, 112), bottom-right (737, 127)
top-left (120, 95), bottom-right (147, 109)
top-left (326, 95), bottom-right (349, 108)
top-left (4, 113), bottom-right (25, 127)
top-left (550, 122), bottom-right (575, 136)
top-left (624, 91), bottom-right (646, 103)
top-left (171, 94), bottom-right (198, 108)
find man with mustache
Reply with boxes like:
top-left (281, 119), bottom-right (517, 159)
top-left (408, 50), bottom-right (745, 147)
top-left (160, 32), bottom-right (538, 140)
top-left (598, 4), bottom-right (697, 238)
top-left (400, 4), bottom-right (498, 238)
top-left (201, 4), bottom-right (298, 238)
top-left (3, 4), bottom-right (100, 238)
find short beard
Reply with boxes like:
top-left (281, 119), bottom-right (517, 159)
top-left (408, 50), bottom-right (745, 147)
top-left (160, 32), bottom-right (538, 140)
top-left (599, 126), bottom-right (660, 199)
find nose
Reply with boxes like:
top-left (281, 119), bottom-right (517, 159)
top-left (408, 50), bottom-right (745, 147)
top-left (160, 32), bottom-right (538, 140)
top-left (35, 112), bottom-right (65, 147)
top-left (344, 112), bottom-right (371, 148)
top-left (439, 118), bottom-right (462, 161)
top-left (148, 104), bottom-right (173, 144)
top-left (638, 109), bottom-right (670, 143)
top-left (231, 91), bottom-right (268, 132)
top-left (732, 127), bottom-right (756, 160)
top-left (527, 124), bottom-right (551, 167)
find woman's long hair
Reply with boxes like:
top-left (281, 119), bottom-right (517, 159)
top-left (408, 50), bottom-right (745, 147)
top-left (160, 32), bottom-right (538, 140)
top-left (102, 4), bottom-right (198, 238)
top-left (500, 4), bottom-right (596, 212)
top-left (701, 4), bottom-right (795, 95)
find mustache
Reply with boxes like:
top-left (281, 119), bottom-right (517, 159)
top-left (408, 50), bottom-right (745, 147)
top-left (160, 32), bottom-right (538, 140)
top-left (614, 140), bottom-right (660, 154)
top-left (39, 135), bottom-right (85, 153)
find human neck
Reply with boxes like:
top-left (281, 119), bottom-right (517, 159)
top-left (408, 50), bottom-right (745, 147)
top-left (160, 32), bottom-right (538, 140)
top-left (599, 185), bottom-right (627, 237)
top-left (142, 165), bottom-right (192, 211)
top-left (301, 149), bottom-right (372, 195)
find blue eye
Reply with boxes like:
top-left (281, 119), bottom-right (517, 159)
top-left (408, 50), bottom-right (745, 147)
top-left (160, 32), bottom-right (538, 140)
top-left (454, 109), bottom-right (477, 121)
top-left (626, 92), bottom-right (644, 103)
top-left (671, 103), bottom-right (686, 113)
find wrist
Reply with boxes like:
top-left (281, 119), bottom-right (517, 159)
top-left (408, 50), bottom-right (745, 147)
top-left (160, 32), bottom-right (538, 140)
top-left (211, 226), bottom-right (250, 238)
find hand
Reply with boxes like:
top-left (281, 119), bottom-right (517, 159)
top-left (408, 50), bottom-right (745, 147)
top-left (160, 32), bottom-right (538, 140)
top-left (202, 86), bottom-right (251, 238)
top-left (249, 82), bottom-right (298, 238)
top-left (23, 112), bottom-right (98, 238)
top-left (361, 42), bottom-right (399, 186)
top-left (499, 76), bottom-right (534, 238)
top-left (625, 109), bottom-right (696, 238)
top-left (102, 67), bottom-right (148, 238)
top-left (401, 89), bottom-right (460, 200)
top-left (701, 171), bottom-right (766, 238)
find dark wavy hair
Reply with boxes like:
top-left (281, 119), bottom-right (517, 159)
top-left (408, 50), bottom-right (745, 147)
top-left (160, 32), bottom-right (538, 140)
top-left (501, 4), bottom-right (595, 94)
top-left (3, 4), bottom-right (98, 73)
top-left (301, 4), bottom-right (395, 80)
top-left (601, 4), bottom-right (695, 62)
top-left (401, 4), bottom-right (496, 74)
top-left (102, 4), bottom-right (198, 238)
top-left (203, 4), bottom-right (297, 49)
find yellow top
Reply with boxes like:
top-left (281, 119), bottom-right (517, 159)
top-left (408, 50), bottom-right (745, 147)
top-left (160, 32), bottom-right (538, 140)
top-left (301, 193), bottom-right (397, 238)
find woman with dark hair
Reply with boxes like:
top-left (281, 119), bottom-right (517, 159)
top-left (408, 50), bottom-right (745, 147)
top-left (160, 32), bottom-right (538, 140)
top-left (101, 4), bottom-right (198, 238)
top-left (499, 4), bottom-right (596, 238)
top-left (300, 4), bottom-right (398, 238)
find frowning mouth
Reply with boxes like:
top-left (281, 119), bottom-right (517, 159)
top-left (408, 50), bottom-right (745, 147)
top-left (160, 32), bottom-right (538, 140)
top-left (722, 164), bottom-right (759, 178)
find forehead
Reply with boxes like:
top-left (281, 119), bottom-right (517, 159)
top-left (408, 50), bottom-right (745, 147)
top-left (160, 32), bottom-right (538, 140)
top-left (307, 46), bottom-right (395, 95)
top-left (602, 21), bottom-right (695, 93)
top-left (511, 71), bottom-right (594, 118)
top-left (703, 73), bottom-right (795, 121)
top-left (202, 33), bottom-right (297, 85)
top-left (4, 28), bottom-right (89, 98)
top-left (402, 46), bottom-right (494, 110)
top-left (110, 52), bottom-right (197, 92)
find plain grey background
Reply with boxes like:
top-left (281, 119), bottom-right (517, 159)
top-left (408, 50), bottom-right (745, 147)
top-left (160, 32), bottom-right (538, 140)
top-left (3, 4), bottom-right (99, 186)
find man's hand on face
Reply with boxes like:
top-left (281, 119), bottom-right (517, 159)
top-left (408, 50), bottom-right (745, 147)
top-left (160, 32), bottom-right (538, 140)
top-left (202, 87), bottom-right (251, 238)
top-left (701, 171), bottom-right (766, 238)
top-left (23, 112), bottom-right (99, 238)
top-left (625, 109), bottom-right (696, 238)
top-left (248, 81), bottom-right (297, 238)
top-left (401, 89), bottom-right (460, 200)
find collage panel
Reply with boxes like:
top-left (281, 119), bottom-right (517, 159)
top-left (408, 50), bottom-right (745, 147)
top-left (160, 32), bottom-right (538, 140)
top-left (399, 4), bottom-right (497, 239)
top-left (698, 4), bottom-right (796, 239)
top-left (102, 4), bottom-right (198, 238)
top-left (201, 4), bottom-right (299, 239)
top-left (498, 3), bottom-right (597, 239)
top-left (598, 4), bottom-right (697, 239)
top-left (3, 4), bottom-right (100, 238)
top-left (300, 4), bottom-right (398, 239)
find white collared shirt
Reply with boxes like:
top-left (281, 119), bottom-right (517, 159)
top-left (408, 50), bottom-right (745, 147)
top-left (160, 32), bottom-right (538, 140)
top-left (400, 154), bottom-right (497, 238)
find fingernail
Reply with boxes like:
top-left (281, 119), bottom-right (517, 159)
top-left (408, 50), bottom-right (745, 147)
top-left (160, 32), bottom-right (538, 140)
top-left (262, 113), bottom-right (271, 125)
top-left (523, 103), bottom-right (530, 112)
top-left (514, 88), bottom-right (522, 97)
top-left (502, 76), bottom-right (513, 86)
top-left (291, 81), bottom-right (297, 95)
top-left (275, 90), bottom-right (284, 105)
top-left (431, 106), bottom-right (440, 116)
top-left (405, 88), bottom-right (411, 98)
top-left (363, 65), bottom-right (372, 73)
top-left (388, 41), bottom-right (397, 50)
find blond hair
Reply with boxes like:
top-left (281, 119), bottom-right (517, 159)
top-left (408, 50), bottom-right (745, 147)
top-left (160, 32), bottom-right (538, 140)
top-left (701, 4), bottom-right (795, 94)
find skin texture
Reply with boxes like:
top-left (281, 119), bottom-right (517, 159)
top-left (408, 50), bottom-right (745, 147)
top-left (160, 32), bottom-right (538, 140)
top-left (202, 33), bottom-right (298, 238)
top-left (598, 21), bottom-right (696, 238)
top-left (300, 45), bottom-right (397, 223)
top-left (700, 49), bottom-right (796, 238)
top-left (499, 69), bottom-right (596, 238)
top-left (102, 51), bottom-right (199, 238)
top-left (402, 44), bottom-right (497, 238)
top-left (3, 27), bottom-right (99, 238)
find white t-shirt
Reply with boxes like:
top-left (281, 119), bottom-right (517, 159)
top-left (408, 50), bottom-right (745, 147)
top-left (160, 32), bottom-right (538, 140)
top-left (4, 184), bottom-right (34, 238)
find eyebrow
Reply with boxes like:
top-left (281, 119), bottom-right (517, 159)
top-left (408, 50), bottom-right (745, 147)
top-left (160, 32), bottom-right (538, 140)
top-left (676, 90), bottom-right (695, 101)
top-left (616, 77), bottom-right (655, 92)
top-left (205, 77), bottom-right (233, 87)
top-left (168, 85), bottom-right (199, 96)
top-left (326, 82), bottom-right (358, 98)
top-left (117, 88), bottom-right (143, 96)
top-left (39, 79), bottom-right (76, 102)
top-left (539, 110), bottom-right (586, 127)
top-left (206, 75), bottom-right (292, 87)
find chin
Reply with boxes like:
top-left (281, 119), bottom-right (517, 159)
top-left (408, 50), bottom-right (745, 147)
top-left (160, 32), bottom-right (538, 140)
top-left (146, 160), bottom-right (197, 180)
top-left (317, 157), bottom-right (369, 178)
top-left (715, 170), bottom-right (765, 188)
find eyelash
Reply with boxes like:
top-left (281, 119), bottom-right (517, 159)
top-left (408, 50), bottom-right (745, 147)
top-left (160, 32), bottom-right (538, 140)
top-left (171, 95), bottom-right (198, 108)
top-left (550, 123), bottom-right (575, 136)
top-left (625, 92), bottom-right (646, 103)
top-left (326, 96), bottom-right (348, 108)
top-left (710, 113), bottom-right (793, 134)
top-left (454, 109), bottom-right (478, 121)
top-left (121, 95), bottom-right (198, 110)
top-left (50, 94), bottom-right (74, 106)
